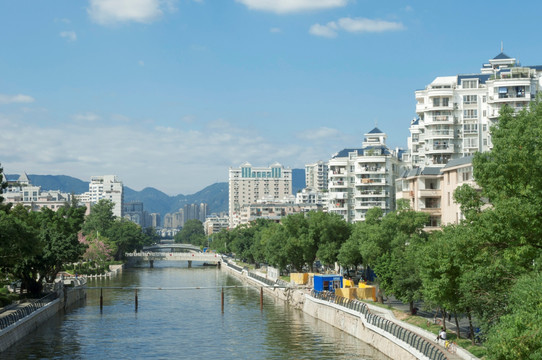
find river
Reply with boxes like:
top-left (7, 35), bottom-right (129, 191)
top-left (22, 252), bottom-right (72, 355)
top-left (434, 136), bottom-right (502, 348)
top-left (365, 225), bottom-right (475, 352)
top-left (3, 262), bottom-right (390, 359)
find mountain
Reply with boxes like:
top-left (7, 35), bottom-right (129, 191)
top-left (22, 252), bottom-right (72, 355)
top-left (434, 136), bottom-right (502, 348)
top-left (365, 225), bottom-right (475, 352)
top-left (6, 169), bottom-right (306, 218)
top-left (292, 168), bottom-right (306, 194)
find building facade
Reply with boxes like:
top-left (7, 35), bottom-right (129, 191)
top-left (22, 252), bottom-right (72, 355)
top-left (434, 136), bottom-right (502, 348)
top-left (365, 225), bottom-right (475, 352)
top-left (228, 162), bottom-right (292, 228)
top-left (305, 160), bottom-right (328, 191)
top-left (3, 173), bottom-right (72, 211)
top-left (328, 128), bottom-right (402, 223)
top-left (405, 52), bottom-right (541, 168)
top-left (82, 175), bottom-right (124, 218)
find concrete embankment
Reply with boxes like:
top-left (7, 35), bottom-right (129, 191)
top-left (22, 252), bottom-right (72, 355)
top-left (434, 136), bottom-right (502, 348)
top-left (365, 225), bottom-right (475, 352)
top-left (0, 281), bottom-right (87, 353)
top-left (221, 262), bottom-right (426, 360)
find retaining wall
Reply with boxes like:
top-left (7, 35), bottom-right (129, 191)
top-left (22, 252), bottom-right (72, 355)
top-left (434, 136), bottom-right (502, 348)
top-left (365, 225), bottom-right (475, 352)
top-left (221, 262), bottom-right (420, 360)
top-left (0, 285), bottom-right (86, 353)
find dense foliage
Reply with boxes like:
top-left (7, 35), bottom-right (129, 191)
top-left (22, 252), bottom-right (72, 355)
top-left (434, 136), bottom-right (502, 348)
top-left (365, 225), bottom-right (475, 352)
top-left (0, 180), bottom-right (156, 296)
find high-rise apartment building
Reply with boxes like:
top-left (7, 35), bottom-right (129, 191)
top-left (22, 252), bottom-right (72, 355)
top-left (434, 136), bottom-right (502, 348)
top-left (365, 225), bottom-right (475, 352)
top-left (305, 161), bottom-right (328, 191)
top-left (86, 175), bottom-right (124, 218)
top-left (328, 128), bottom-right (402, 223)
top-left (228, 162), bottom-right (292, 228)
top-left (405, 52), bottom-right (541, 168)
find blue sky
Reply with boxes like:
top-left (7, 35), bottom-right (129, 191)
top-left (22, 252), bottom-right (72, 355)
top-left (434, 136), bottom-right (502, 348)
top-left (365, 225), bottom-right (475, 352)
top-left (1, 0), bottom-right (542, 195)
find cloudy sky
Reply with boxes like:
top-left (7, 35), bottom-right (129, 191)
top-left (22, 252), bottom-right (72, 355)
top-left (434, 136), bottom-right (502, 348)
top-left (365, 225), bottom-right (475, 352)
top-left (1, 0), bottom-right (542, 195)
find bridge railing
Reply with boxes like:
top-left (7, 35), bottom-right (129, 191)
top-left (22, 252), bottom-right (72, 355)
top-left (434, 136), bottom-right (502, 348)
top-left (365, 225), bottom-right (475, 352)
top-left (310, 290), bottom-right (448, 360)
top-left (0, 292), bottom-right (58, 331)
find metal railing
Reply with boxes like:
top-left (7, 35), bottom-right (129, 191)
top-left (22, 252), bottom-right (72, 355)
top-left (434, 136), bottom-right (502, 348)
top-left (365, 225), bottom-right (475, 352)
top-left (0, 292), bottom-right (58, 331)
top-left (310, 290), bottom-right (448, 360)
top-left (225, 261), bottom-right (244, 273)
top-left (248, 272), bottom-right (278, 287)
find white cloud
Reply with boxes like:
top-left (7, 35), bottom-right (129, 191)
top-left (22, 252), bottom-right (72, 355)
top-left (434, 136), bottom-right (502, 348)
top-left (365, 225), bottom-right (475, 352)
top-left (87, 0), bottom-right (170, 25)
top-left (60, 31), bottom-right (77, 42)
top-left (297, 127), bottom-right (341, 140)
top-left (236, 0), bottom-right (348, 14)
top-left (138, 60), bottom-right (145, 66)
top-left (270, 27), bottom-right (281, 33)
top-left (338, 17), bottom-right (405, 33)
top-left (0, 117), bottom-right (333, 195)
top-left (310, 17), bottom-right (405, 37)
top-left (72, 112), bottom-right (101, 122)
top-left (0, 94), bottom-right (35, 105)
top-left (309, 22), bottom-right (338, 38)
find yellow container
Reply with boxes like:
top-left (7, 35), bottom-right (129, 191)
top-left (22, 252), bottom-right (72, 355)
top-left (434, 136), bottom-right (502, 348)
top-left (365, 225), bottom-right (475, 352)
top-left (290, 273), bottom-right (309, 285)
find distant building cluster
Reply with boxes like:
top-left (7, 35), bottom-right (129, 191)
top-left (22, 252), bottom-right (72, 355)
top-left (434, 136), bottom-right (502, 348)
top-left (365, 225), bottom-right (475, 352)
top-left (2, 173), bottom-right (72, 211)
top-left (228, 52), bottom-right (542, 230)
top-left (163, 203), bottom-right (209, 229)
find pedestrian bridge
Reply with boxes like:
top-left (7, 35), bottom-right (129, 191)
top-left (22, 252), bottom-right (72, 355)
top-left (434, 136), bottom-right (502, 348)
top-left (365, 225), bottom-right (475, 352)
top-left (142, 243), bottom-right (202, 253)
top-left (125, 251), bottom-right (222, 267)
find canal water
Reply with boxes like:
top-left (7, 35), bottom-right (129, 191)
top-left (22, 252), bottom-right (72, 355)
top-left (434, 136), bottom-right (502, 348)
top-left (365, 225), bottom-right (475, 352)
top-left (3, 262), bottom-right (390, 359)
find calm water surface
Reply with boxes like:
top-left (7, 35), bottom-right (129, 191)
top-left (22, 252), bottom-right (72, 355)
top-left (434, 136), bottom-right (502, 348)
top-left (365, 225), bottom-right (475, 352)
top-left (4, 262), bottom-right (390, 359)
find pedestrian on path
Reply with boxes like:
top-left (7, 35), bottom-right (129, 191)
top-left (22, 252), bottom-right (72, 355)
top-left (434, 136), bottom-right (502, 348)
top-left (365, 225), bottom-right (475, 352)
top-left (436, 327), bottom-right (446, 341)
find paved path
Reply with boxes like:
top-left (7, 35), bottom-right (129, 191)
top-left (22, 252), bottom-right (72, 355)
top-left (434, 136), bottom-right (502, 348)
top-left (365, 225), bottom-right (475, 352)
top-left (371, 296), bottom-right (477, 360)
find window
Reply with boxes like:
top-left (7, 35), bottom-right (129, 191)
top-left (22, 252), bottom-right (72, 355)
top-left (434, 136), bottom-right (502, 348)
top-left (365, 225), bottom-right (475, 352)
top-left (458, 166), bottom-right (473, 182)
top-left (463, 123), bottom-right (478, 134)
top-left (463, 137), bottom-right (478, 148)
top-left (442, 98), bottom-right (449, 107)
top-left (464, 109), bottom-right (478, 119)
top-left (462, 79), bottom-right (478, 89)
top-left (433, 98), bottom-right (440, 107)
top-left (483, 124), bottom-right (487, 132)
top-left (482, 95), bottom-right (487, 103)
top-left (463, 95), bottom-right (477, 104)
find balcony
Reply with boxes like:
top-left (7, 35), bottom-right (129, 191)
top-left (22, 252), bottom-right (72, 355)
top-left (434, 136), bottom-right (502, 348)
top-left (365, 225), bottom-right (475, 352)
top-left (356, 201), bottom-right (388, 209)
top-left (426, 144), bottom-right (454, 154)
top-left (357, 165), bottom-right (387, 174)
top-left (356, 178), bottom-right (388, 186)
top-left (425, 130), bottom-right (454, 139)
top-left (355, 190), bottom-right (388, 198)
top-left (330, 170), bottom-right (347, 176)
top-left (330, 181), bottom-right (348, 187)
top-left (418, 189), bottom-right (441, 198)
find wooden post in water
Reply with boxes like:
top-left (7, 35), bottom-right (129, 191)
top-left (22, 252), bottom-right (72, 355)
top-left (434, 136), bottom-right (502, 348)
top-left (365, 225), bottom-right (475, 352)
top-left (260, 287), bottom-right (263, 311)
top-left (135, 289), bottom-right (138, 312)
top-left (221, 287), bottom-right (224, 314)
top-left (100, 288), bottom-right (103, 312)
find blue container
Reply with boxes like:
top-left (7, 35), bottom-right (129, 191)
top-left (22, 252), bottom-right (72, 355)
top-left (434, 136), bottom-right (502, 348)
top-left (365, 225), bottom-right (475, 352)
top-left (313, 275), bottom-right (343, 292)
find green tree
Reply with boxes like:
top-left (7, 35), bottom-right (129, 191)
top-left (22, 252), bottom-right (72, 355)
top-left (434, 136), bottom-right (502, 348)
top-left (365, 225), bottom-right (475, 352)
top-left (174, 219), bottom-right (206, 246)
top-left (82, 199), bottom-right (115, 237)
top-left (106, 219), bottom-right (146, 260)
top-left (485, 272), bottom-right (542, 360)
top-left (358, 201), bottom-right (428, 313)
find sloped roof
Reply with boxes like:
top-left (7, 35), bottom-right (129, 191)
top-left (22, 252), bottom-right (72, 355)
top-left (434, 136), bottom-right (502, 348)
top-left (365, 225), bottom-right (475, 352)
top-left (421, 167), bottom-right (442, 176)
top-left (18, 172), bottom-right (30, 183)
top-left (443, 156), bottom-right (474, 169)
top-left (368, 127), bottom-right (384, 134)
top-left (493, 52), bottom-right (512, 60)
top-left (332, 148), bottom-right (362, 159)
top-left (457, 73), bottom-right (491, 85)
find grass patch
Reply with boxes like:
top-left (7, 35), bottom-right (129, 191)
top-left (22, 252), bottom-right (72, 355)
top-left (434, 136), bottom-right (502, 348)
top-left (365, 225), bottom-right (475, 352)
top-left (396, 312), bottom-right (488, 359)
top-left (0, 287), bottom-right (20, 307)
top-left (280, 275), bottom-right (290, 283)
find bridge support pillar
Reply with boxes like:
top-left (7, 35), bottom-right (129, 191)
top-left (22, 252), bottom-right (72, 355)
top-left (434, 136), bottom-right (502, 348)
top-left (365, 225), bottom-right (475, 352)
top-left (188, 260), bottom-right (192, 268)
top-left (150, 260), bottom-right (154, 268)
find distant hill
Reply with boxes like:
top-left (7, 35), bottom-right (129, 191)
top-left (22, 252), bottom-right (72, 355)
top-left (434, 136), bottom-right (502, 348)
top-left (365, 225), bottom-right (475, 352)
top-left (5, 170), bottom-right (306, 218)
